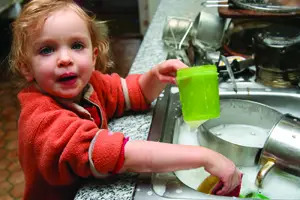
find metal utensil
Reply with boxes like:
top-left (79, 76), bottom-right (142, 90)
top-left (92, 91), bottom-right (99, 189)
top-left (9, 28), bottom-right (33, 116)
top-left (203, 0), bottom-right (300, 13)
top-left (256, 114), bottom-right (300, 187)
top-left (162, 17), bottom-right (194, 49)
top-left (167, 49), bottom-right (191, 66)
top-left (191, 11), bottom-right (225, 50)
top-left (198, 99), bottom-right (283, 166)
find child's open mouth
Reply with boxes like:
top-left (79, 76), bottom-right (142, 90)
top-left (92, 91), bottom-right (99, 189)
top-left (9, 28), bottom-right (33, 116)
top-left (58, 73), bottom-right (78, 85)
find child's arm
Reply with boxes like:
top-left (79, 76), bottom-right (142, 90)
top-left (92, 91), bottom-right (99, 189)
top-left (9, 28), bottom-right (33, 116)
top-left (121, 140), bottom-right (242, 195)
top-left (135, 59), bottom-right (241, 194)
top-left (139, 59), bottom-right (188, 103)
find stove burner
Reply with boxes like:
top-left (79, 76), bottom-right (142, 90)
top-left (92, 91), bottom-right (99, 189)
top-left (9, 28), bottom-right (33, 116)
top-left (256, 66), bottom-right (300, 88)
top-left (253, 22), bottom-right (300, 88)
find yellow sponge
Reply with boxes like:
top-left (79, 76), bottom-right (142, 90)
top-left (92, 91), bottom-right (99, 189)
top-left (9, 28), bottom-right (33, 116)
top-left (197, 175), bottom-right (219, 194)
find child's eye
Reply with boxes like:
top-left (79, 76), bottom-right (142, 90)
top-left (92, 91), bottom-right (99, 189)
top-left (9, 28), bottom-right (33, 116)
top-left (39, 46), bottom-right (54, 55)
top-left (72, 42), bottom-right (84, 50)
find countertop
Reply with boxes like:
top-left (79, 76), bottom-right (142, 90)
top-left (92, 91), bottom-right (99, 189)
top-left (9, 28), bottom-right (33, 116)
top-left (75, 0), bottom-right (214, 199)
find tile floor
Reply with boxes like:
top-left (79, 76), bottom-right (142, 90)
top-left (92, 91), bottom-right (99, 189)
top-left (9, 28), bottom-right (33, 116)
top-left (0, 82), bottom-right (21, 200)
top-left (0, 37), bottom-right (141, 200)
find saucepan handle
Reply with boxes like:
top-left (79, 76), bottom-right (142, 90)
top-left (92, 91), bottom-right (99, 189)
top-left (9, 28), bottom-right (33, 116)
top-left (255, 159), bottom-right (276, 188)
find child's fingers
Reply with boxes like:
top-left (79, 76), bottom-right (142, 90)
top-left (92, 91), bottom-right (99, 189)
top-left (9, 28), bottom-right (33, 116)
top-left (153, 59), bottom-right (188, 84)
top-left (216, 181), bottom-right (233, 195)
top-left (217, 169), bottom-right (241, 195)
top-left (158, 76), bottom-right (176, 84)
top-left (159, 59), bottom-right (188, 73)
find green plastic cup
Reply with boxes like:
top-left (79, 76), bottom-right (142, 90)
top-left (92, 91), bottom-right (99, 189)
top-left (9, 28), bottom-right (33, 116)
top-left (176, 65), bottom-right (220, 122)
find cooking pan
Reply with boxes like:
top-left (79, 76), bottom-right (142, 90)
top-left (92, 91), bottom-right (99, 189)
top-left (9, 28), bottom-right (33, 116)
top-left (256, 114), bottom-right (300, 188)
top-left (197, 99), bottom-right (282, 166)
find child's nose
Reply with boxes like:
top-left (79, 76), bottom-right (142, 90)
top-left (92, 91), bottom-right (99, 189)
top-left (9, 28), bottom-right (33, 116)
top-left (57, 48), bottom-right (72, 67)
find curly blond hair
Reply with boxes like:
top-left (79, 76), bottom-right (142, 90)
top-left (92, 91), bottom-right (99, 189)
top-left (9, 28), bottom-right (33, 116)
top-left (9, 0), bottom-right (112, 87)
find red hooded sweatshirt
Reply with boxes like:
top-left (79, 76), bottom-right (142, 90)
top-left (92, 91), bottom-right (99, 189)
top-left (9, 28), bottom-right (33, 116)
top-left (17, 71), bottom-right (150, 200)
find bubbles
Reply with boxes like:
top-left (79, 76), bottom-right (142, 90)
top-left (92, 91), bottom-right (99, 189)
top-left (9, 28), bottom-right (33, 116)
top-left (170, 87), bottom-right (179, 94)
top-left (209, 124), bottom-right (269, 148)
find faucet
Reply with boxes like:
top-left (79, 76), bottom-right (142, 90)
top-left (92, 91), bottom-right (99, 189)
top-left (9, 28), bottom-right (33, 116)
top-left (218, 55), bottom-right (238, 93)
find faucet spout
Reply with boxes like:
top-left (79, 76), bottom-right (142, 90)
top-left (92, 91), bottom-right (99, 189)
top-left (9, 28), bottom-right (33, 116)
top-left (219, 55), bottom-right (238, 93)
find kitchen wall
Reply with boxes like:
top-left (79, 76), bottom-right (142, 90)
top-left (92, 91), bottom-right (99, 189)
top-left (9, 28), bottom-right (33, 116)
top-left (81, 0), bottom-right (141, 37)
top-left (138, 0), bottom-right (161, 35)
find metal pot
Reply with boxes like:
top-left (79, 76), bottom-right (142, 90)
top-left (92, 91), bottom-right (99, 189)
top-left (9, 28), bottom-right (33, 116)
top-left (256, 114), bottom-right (300, 188)
top-left (191, 11), bottom-right (225, 50)
top-left (197, 99), bottom-right (282, 166)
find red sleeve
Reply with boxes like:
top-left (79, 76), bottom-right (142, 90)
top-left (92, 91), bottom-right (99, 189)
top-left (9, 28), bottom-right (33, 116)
top-left (125, 74), bottom-right (151, 111)
top-left (89, 71), bottom-right (150, 119)
top-left (90, 130), bottom-right (127, 174)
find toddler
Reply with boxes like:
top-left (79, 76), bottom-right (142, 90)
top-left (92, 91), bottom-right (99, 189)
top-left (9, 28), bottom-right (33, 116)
top-left (9, 0), bottom-right (242, 199)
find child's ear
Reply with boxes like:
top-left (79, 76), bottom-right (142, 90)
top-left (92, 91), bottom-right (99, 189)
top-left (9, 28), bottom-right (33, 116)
top-left (92, 47), bottom-right (98, 70)
top-left (20, 64), bottom-right (34, 82)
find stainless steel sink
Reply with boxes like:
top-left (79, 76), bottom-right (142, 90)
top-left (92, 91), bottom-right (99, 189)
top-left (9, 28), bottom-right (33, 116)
top-left (134, 81), bottom-right (300, 200)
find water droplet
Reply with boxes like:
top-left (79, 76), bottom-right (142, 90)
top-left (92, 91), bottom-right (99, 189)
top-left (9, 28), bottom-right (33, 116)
top-left (176, 189), bottom-right (183, 193)
top-left (147, 191), bottom-right (153, 196)
top-left (215, 132), bottom-right (222, 136)
top-left (250, 132), bottom-right (256, 135)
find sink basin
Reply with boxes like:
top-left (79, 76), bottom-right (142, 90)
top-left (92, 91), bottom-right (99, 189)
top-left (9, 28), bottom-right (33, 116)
top-left (134, 83), bottom-right (300, 200)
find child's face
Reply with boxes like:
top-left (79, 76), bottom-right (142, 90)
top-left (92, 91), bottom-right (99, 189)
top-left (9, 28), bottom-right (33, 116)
top-left (25, 8), bottom-right (97, 100)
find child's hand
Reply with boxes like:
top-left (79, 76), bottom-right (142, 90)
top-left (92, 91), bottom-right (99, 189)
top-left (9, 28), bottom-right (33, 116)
top-left (151, 59), bottom-right (188, 84)
top-left (139, 59), bottom-right (188, 103)
top-left (204, 151), bottom-right (242, 195)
